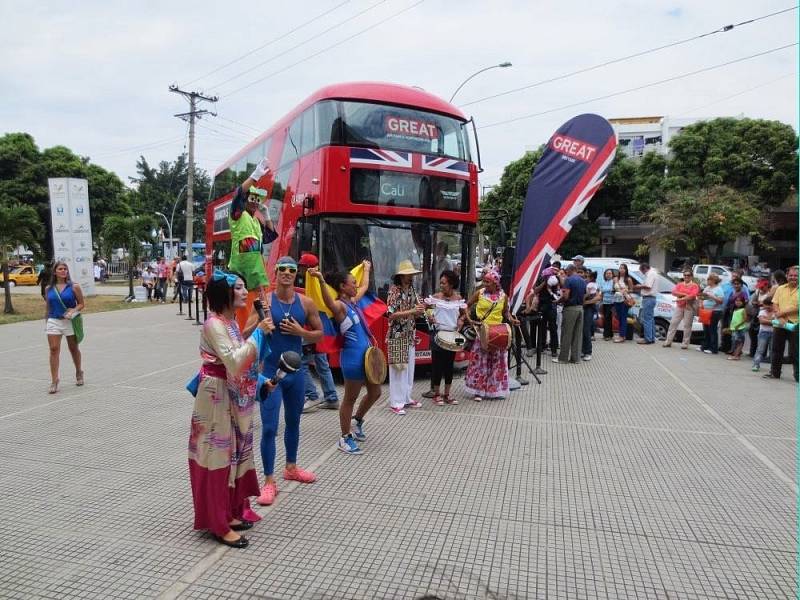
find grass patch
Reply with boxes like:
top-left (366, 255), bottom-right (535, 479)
top-left (0, 294), bottom-right (157, 325)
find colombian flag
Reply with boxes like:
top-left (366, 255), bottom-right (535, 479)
top-left (305, 263), bottom-right (387, 353)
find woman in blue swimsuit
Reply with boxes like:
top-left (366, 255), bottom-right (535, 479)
top-left (309, 263), bottom-right (381, 455)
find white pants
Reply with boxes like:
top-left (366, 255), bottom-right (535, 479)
top-left (388, 343), bottom-right (416, 408)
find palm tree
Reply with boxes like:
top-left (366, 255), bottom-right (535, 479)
top-left (0, 205), bottom-right (44, 314)
top-left (100, 215), bottom-right (156, 298)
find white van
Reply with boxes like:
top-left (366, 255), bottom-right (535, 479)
top-left (564, 257), bottom-right (704, 342)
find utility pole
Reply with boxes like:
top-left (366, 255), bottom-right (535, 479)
top-left (168, 85), bottom-right (217, 255)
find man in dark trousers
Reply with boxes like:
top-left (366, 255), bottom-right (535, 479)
top-left (554, 263), bottom-right (586, 364)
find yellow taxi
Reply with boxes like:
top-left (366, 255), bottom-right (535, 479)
top-left (0, 265), bottom-right (39, 287)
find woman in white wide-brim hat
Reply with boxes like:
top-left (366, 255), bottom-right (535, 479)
top-left (386, 259), bottom-right (425, 414)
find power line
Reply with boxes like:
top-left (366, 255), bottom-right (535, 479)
top-left (91, 135), bottom-right (187, 159)
top-left (461, 5), bottom-right (798, 108)
top-left (209, 0), bottom-right (389, 91)
top-left (224, 0), bottom-right (424, 98)
top-left (676, 72), bottom-right (796, 116)
top-left (182, 1), bottom-right (350, 87)
top-left (214, 115), bottom-right (261, 133)
top-left (479, 43), bottom-right (798, 130)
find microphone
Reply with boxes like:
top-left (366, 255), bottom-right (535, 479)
top-left (253, 299), bottom-right (266, 322)
top-left (259, 351), bottom-right (302, 401)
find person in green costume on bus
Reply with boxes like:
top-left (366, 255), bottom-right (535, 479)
top-left (228, 158), bottom-right (278, 298)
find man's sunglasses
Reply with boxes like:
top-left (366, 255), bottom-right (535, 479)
top-left (277, 266), bottom-right (297, 273)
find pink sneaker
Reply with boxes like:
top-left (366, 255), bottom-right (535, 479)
top-left (256, 482), bottom-right (277, 506)
top-left (390, 406), bottom-right (407, 415)
top-left (283, 467), bottom-right (317, 483)
top-left (405, 399), bottom-right (423, 409)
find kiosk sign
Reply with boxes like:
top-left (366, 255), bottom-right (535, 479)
top-left (48, 178), bottom-right (96, 295)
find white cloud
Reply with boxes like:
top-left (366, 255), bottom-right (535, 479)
top-left (1, 0), bottom-right (796, 187)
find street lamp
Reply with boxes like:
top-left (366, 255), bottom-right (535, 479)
top-left (449, 62), bottom-right (512, 103)
top-left (155, 185), bottom-right (187, 259)
top-left (155, 212), bottom-right (172, 259)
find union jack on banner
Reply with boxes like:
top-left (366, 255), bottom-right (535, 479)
top-left (510, 114), bottom-right (617, 314)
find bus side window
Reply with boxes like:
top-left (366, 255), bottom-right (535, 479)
top-left (315, 100), bottom-right (341, 146)
top-left (234, 155), bottom-right (248, 185)
top-left (299, 108), bottom-right (315, 155)
top-left (246, 138), bottom-right (273, 178)
top-left (280, 119), bottom-right (302, 168)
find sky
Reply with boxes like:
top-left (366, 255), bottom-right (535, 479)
top-left (1, 1), bottom-right (797, 189)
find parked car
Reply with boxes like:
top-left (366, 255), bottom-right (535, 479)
top-left (565, 257), bottom-right (704, 342)
top-left (667, 264), bottom-right (757, 289)
top-left (0, 265), bottom-right (38, 287)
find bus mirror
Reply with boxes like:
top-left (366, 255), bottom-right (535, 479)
top-left (468, 117), bottom-right (484, 173)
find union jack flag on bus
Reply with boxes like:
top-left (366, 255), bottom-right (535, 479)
top-left (510, 114), bottom-right (617, 314)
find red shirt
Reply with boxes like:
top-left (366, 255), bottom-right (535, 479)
top-left (673, 281), bottom-right (700, 308)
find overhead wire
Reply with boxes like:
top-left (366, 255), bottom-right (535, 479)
top-left (460, 5), bottom-right (798, 108)
top-left (223, 0), bottom-right (424, 98)
top-left (479, 43), bottom-right (798, 129)
top-left (92, 135), bottom-right (187, 159)
top-left (214, 115), bottom-right (262, 133)
top-left (675, 72), bottom-right (796, 116)
top-left (208, 0), bottom-right (390, 92)
top-left (181, 0), bottom-right (351, 87)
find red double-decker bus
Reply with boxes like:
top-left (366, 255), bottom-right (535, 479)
top-left (205, 81), bottom-right (479, 364)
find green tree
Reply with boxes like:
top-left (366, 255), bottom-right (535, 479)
top-left (630, 151), bottom-right (671, 215)
top-left (0, 204), bottom-right (44, 314)
top-left (668, 118), bottom-right (798, 206)
top-left (646, 186), bottom-right (764, 260)
top-left (0, 133), bottom-right (130, 257)
top-left (100, 215), bottom-right (156, 297)
top-left (129, 155), bottom-right (211, 244)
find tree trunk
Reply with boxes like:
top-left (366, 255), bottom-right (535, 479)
top-left (2, 262), bottom-right (14, 314)
top-left (128, 265), bottom-right (135, 299)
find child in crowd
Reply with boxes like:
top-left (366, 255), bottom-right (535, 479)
top-left (726, 296), bottom-right (749, 360)
top-left (752, 299), bottom-right (775, 372)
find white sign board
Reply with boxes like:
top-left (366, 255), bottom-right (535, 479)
top-left (48, 178), bottom-right (96, 295)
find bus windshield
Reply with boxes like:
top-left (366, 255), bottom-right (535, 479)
top-left (338, 101), bottom-right (470, 161)
top-left (319, 217), bottom-right (475, 300)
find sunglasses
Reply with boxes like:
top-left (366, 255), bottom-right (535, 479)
top-left (277, 265), bottom-right (297, 273)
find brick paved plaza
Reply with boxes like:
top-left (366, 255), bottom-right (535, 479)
top-left (0, 305), bottom-right (796, 599)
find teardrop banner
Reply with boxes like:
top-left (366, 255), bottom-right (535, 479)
top-left (509, 114), bottom-right (617, 314)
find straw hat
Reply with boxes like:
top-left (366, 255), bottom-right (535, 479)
top-left (395, 259), bottom-right (422, 276)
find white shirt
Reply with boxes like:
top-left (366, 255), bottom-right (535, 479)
top-left (178, 260), bottom-right (194, 282)
top-left (640, 269), bottom-right (658, 297)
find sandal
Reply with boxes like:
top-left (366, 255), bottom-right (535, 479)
top-left (444, 395), bottom-right (458, 405)
top-left (433, 395), bottom-right (445, 406)
top-left (76, 371), bottom-right (84, 386)
top-left (48, 380), bottom-right (59, 394)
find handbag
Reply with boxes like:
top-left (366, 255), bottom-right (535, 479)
top-left (698, 307), bottom-right (713, 326)
top-left (53, 284), bottom-right (85, 344)
top-left (624, 294), bottom-right (636, 308)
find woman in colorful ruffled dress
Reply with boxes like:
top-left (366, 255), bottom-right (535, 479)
top-left (188, 271), bottom-right (274, 549)
top-left (464, 270), bottom-right (519, 402)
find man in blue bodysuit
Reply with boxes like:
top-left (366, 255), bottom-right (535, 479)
top-left (256, 256), bottom-right (324, 506)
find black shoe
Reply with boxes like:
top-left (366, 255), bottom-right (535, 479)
top-left (762, 373), bottom-right (778, 379)
top-left (230, 520), bottom-right (254, 531)
top-left (214, 534), bottom-right (249, 548)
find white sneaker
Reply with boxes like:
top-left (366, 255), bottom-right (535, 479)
top-left (552, 358), bottom-right (560, 363)
top-left (582, 355), bottom-right (592, 361)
